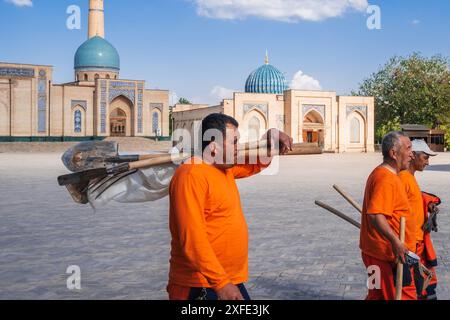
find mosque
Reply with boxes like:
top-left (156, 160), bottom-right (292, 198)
top-left (0, 0), bottom-right (169, 141)
top-left (0, 0), bottom-right (375, 152)
top-left (173, 54), bottom-right (375, 153)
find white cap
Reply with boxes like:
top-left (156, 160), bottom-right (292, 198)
top-left (411, 139), bottom-right (437, 156)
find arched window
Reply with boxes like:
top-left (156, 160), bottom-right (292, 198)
top-left (248, 116), bottom-right (260, 142)
top-left (350, 117), bottom-right (360, 143)
top-left (95, 74), bottom-right (100, 80)
top-left (84, 74), bottom-right (88, 81)
top-left (106, 74), bottom-right (110, 79)
top-left (74, 110), bottom-right (82, 133)
top-left (152, 112), bottom-right (160, 135)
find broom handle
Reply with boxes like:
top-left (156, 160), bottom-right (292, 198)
top-left (333, 185), bottom-right (363, 213)
top-left (395, 217), bottom-right (406, 300)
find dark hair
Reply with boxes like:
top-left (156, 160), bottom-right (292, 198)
top-left (381, 131), bottom-right (406, 160)
top-left (201, 113), bottom-right (239, 151)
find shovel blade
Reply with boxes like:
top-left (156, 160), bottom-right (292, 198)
top-left (62, 141), bottom-right (118, 172)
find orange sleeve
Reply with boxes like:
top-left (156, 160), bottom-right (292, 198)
top-left (171, 171), bottom-right (231, 290)
top-left (231, 161), bottom-right (271, 179)
top-left (365, 178), bottom-right (394, 217)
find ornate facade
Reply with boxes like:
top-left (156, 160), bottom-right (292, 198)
top-left (173, 55), bottom-right (375, 153)
top-left (0, 0), bottom-right (169, 141)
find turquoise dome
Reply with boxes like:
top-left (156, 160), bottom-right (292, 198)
top-left (245, 62), bottom-right (288, 94)
top-left (74, 36), bottom-right (120, 71)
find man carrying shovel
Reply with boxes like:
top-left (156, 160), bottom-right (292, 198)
top-left (166, 113), bottom-right (293, 300)
top-left (359, 131), bottom-right (417, 300)
top-left (399, 139), bottom-right (441, 300)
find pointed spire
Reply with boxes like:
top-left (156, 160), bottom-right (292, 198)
top-left (265, 49), bottom-right (269, 65)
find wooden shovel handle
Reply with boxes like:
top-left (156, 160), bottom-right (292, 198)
top-left (395, 217), bottom-right (406, 300)
top-left (128, 153), bottom-right (191, 170)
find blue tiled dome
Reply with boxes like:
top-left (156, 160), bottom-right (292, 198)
top-left (245, 60), bottom-right (288, 94)
top-left (74, 36), bottom-right (120, 71)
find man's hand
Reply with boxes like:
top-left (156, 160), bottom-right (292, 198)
top-left (263, 128), bottom-right (294, 155)
top-left (216, 283), bottom-right (244, 300)
top-left (391, 238), bottom-right (408, 264)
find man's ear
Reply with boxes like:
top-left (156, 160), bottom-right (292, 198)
top-left (390, 148), bottom-right (398, 161)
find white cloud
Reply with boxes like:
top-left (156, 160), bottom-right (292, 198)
top-left (290, 70), bottom-right (322, 90)
top-left (210, 85), bottom-right (235, 101)
top-left (193, 0), bottom-right (368, 22)
top-left (5, 0), bottom-right (33, 7)
top-left (411, 19), bottom-right (420, 25)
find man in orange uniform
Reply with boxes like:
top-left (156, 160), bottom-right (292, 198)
top-left (167, 113), bottom-right (293, 300)
top-left (399, 139), bottom-right (440, 300)
top-left (360, 131), bottom-right (417, 300)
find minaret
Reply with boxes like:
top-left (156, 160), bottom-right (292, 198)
top-left (88, 0), bottom-right (105, 38)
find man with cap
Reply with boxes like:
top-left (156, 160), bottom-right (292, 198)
top-left (399, 139), bottom-right (441, 300)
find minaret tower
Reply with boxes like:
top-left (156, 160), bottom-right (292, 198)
top-left (88, 0), bottom-right (105, 38)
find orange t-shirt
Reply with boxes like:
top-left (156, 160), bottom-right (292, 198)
top-left (168, 157), bottom-right (268, 290)
top-left (398, 170), bottom-right (425, 242)
top-left (360, 166), bottom-right (416, 262)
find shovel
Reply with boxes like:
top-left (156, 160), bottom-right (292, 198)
top-left (61, 141), bottom-right (167, 172)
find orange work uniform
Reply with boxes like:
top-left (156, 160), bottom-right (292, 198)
top-left (398, 171), bottom-right (440, 299)
top-left (167, 156), bottom-right (269, 299)
top-left (360, 166), bottom-right (417, 300)
top-left (398, 170), bottom-right (424, 243)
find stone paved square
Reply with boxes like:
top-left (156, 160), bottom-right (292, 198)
top-left (0, 152), bottom-right (449, 300)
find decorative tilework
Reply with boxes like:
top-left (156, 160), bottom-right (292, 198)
top-left (0, 67), bottom-right (35, 78)
top-left (100, 80), bottom-right (107, 133)
top-left (137, 84), bottom-right (143, 133)
top-left (150, 103), bottom-right (163, 113)
top-left (346, 105), bottom-right (367, 119)
top-left (109, 81), bottom-right (135, 103)
top-left (74, 110), bottom-right (82, 133)
top-left (243, 103), bottom-right (268, 118)
top-left (71, 100), bottom-right (87, 110)
top-left (302, 104), bottom-right (325, 121)
top-left (37, 70), bottom-right (47, 133)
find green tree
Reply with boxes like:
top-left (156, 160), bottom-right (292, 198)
top-left (354, 53), bottom-right (450, 147)
top-left (177, 97), bottom-right (191, 105)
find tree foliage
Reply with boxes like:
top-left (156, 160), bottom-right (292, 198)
top-left (354, 53), bottom-right (450, 147)
top-left (177, 97), bottom-right (192, 105)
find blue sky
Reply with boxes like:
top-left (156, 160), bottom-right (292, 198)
top-left (1, 0), bottom-right (450, 105)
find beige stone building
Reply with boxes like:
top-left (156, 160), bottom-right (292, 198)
top-left (0, 0), bottom-right (169, 141)
top-left (173, 56), bottom-right (375, 153)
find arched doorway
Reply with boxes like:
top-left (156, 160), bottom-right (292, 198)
top-left (303, 110), bottom-right (325, 147)
top-left (243, 110), bottom-right (267, 142)
top-left (110, 108), bottom-right (127, 136)
top-left (347, 111), bottom-right (366, 151)
top-left (109, 96), bottom-right (133, 136)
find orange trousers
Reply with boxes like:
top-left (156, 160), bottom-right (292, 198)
top-left (362, 253), bottom-right (417, 300)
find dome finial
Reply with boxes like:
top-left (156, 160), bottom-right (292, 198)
top-left (265, 49), bottom-right (269, 65)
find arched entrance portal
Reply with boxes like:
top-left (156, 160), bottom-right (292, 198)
top-left (109, 96), bottom-right (133, 136)
top-left (110, 108), bottom-right (127, 136)
top-left (302, 110), bottom-right (325, 147)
